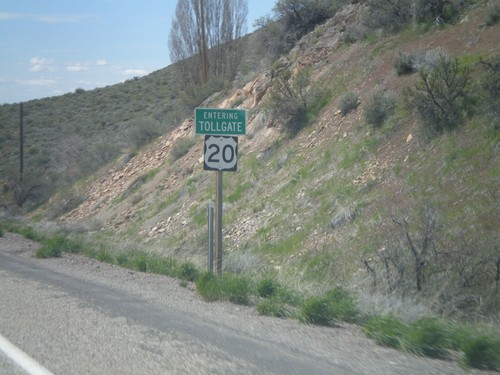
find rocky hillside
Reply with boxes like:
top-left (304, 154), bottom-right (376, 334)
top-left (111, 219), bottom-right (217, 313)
top-left (30, 2), bottom-right (500, 318)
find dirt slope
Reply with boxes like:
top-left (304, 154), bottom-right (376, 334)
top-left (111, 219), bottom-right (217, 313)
top-left (50, 3), bottom-right (499, 321)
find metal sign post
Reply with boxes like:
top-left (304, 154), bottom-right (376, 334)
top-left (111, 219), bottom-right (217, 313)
top-left (215, 171), bottom-right (223, 274)
top-left (208, 201), bottom-right (214, 272)
top-left (196, 108), bottom-right (246, 275)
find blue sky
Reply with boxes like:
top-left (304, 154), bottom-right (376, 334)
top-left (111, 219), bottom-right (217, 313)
top-left (0, 0), bottom-right (275, 104)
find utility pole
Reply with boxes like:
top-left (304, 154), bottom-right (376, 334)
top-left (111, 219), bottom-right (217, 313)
top-left (200, 0), bottom-right (208, 84)
top-left (19, 102), bottom-right (24, 183)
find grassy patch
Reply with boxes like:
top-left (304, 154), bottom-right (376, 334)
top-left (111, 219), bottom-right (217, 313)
top-left (362, 315), bottom-right (500, 370)
top-left (35, 235), bottom-right (83, 258)
top-left (338, 92), bottom-right (359, 116)
top-left (195, 272), bottom-right (220, 301)
top-left (170, 137), bottom-right (197, 161)
top-left (227, 181), bottom-right (252, 203)
top-left (260, 229), bottom-right (308, 257)
top-left (178, 261), bottom-right (199, 282)
top-left (300, 287), bottom-right (359, 326)
top-left (256, 298), bottom-right (292, 318)
top-left (300, 252), bottom-right (337, 284)
top-left (364, 315), bottom-right (409, 349)
top-left (256, 278), bottom-right (303, 319)
top-left (404, 317), bottom-right (451, 359)
top-left (2, 222), bottom-right (44, 242)
top-left (189, 204), bottom-right (208, 227)
top-left (461, 335), bottom-right (500, 371)
top-left (256, 277), bottom-right (279, 298)
top-left (196, 272), bottom-right (252, 305)
top-left (116, 168), bottom-right (160, 203)
top-left (307, 84), bottom-right (332, 122)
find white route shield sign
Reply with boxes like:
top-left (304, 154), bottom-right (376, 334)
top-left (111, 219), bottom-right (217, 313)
top-left (203, 136), bottom-right (238, 172)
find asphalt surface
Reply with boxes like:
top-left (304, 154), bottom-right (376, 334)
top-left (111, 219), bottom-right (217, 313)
top-left (0, 233), bottom-right (494, 375)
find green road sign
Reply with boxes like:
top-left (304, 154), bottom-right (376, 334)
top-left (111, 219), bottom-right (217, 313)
top-left (195, 108), bottom-right (246, 135)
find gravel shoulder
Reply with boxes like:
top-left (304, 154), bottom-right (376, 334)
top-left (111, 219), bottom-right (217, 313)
top-left (1, 232), bottom-right (496, 375)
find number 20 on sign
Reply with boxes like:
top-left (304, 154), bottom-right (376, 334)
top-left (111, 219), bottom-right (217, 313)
top-left (204, 136), bottom-right (238, 172)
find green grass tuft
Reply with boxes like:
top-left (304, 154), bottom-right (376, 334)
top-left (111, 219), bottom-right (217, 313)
top-left (256, 277), bottom-right (279, 298)
top-left (4, 223), bottom-right (44, 242)
top-left (300, 287), bottom-right (359, 326)
top-left (363, 315), bottom-right (409, 349)
top-left (256, 298), bottom-right (292, 318)
top-left (404, 317), bottom-right (450, 359)
top-left (35, 235), bottom-right (83, 258)
top-left (461, 335), bottom-right (500, 371)
top-left (196, 272), bottom-right (251, 305)
top-left (196, 272), bottom-right (221, 302)
top-left (178, 261), bottom-right (199, 282)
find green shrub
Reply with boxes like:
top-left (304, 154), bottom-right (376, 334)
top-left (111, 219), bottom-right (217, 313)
top-left (257, 0), bottom-right (347, 58)
top-left (364, 315), bottom-right (409, 349)
top-left (338, 92), bottom-right (359, 116)
top-left (486, 6), bottom-right (500, 26)
top-left (276, 287), bottom-right (303, 307)
top-left (267, 66), bottom-right (310, 135)
top-left (461, 335), bottom-right (500, 371)
top-left (127, 117), bottom-right (164, 148)
top-left (447, 324), bottom-right (474, 351)
top-left (409, 53), bottom-right (472, 134)
top-left (8, 224), bottom-right (42, 241)
top-left (256, 298), bottom-right (291, 318)
top-left (307, 84), bottom-right (332, 122)
top-left (115, 253), bottom-right (129, 266)
top-left (113, 251), bottom-right (190, 280)
top-left (364, 92), bottom-right (396, 128)
top-left (220, 273), bottom-right (251, 305)
top-left (181, 78), bottom-right (228, 109)
top-left (35, 236), bottom-right (64, 258)
top-left (134, 253), bottom-right (148, 272)
top-left (301, 296), bottom-right (333, 325)
top-left (18, 227), bottom-right (39, 240)
top-left (394, 52), bottom-right (417, 76)
top-left (365, 0), bottom-right (414, 32)
top-left (196, 272), bottom-right (220, 302)
top-left (35, 242), bottom-right (62, 258)
top-left (0, 225), bottom-right (4, 237)
top-left (35, 235), bottom-right (83, 258)
top-left (144, 255), bottom-right (178, 276)
top-left (178, 261), bottom-right (199, 282)
top-left (324, 288), bottom-right (359, 323)
top-left (256, 277), bottom-right (279, 298)
top-left (366, 0), bottom-right (466, 32)
top-left (273, 0), bottom-right (342, 40)
top-left (404, 317), bottom-right (450, 359)
top-left (170, 137), bottom-right (196, 161)
top-left (300, 287), bottom-right (359, 326)
top-left (196, 272), bottom-right (251, 304)
top-left (96, 248), bottom-right (113, 263)
top-left (364, 315), bottom-right (500, 368)
top-left (478, 55), bottom-right (500, 116)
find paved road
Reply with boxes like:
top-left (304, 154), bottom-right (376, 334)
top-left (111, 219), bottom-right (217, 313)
top-left (0, 233), bottom-right (492, 374)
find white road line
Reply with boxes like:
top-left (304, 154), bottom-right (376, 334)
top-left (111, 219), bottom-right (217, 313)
top-left (0, 334), bottom-right (53, 375)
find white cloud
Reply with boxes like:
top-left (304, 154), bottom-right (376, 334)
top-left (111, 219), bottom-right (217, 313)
top-left (122, 69), bottom-right (147, 76)
top-left (29, 57), bottom-right (54, 72)
top-left (17, 79), bottom-right (56, 86)
top-left (96, 59), bottom-right (107, 66)
top-left (0, 12), bottom-right (97, 24)
top-left (67, 63), bottom-right (88, 72)
top-left (0, 12), bottom-right (19, 21)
